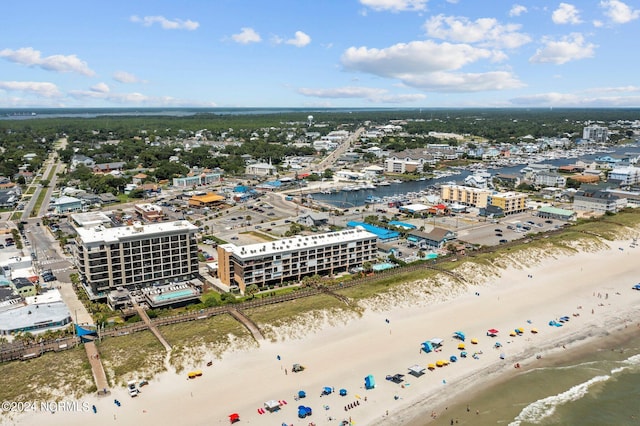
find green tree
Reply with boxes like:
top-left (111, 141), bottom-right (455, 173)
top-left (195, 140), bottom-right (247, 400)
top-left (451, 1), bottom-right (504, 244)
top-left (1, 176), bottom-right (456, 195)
top-left (245, 284), bottom-right (259, 299)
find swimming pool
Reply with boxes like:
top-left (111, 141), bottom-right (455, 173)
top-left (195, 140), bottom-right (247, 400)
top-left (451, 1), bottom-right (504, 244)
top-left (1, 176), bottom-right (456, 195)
top-left (153, 289), bottom-right (195, 301)
top-left (372, 263), bottom-right (396, 271)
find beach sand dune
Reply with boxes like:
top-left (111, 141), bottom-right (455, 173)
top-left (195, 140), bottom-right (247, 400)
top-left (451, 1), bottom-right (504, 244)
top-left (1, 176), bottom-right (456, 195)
top-left (11, 239), bottom-right (640, 426)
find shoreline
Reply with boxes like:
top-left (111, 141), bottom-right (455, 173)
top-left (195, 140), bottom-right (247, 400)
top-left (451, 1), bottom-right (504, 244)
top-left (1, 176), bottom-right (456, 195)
top-left (7, 236), bottom-right (640, 426)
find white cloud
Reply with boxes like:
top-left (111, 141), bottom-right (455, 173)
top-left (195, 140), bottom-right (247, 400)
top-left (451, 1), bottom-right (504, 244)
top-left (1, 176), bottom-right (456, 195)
top-left (592, 19), bottom-right (604, 27)
top-left (231, 28), bottom-right (262, 44)
top-left (509, 4), bottom-right (528, 17)
top-left (0, 47), bottom-right (95, 76)
top-left (286, 31), bottom-right (311, 47)
top-left (552, 3), bottom-right (582, 24)
top-left (424, 15), bottom-right (531, 49)
top-left (0, 81), bottom-right (61, 97)
top-left (68, 88), bottom-right (216, 106)
top-left (529, 33), bottom-right (596, 64)
top-left (599, 0), bottom-right (640, 24)
top-left (359, 0), bottom-right (428, 12)
top-left (130, 15), bottom-right (199, 30)
top-left (341, 40), bottom-right (523, 92)
top-left (400, 71), bottom-right (525, 92)
top-left (90, 83), bottom-right (110, 93)
top-left (296, 86), bottom-right (426, 103)
top-left (113, 71), bottom-right (145, 84)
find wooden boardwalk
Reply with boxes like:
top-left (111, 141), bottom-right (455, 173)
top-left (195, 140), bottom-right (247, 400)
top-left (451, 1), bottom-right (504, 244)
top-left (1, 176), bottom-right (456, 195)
top-left (134, 304), bottom-right (172, 352)
top-left (84, 340), bottom-right (110, 395)
top-left (228, 308), bottom-right (264, 341)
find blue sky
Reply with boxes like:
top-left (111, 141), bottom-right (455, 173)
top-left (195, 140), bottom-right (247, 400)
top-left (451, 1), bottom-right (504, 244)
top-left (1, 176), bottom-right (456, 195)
top-left (2, 0), bottom-right (640, 108)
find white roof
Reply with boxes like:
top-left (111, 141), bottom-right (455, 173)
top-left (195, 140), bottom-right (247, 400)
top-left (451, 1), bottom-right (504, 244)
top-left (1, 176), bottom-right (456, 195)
top-left (75, 220), bottom-right (198, 244)
top-left (401, 203), bottom-right (430, 212)
top-left (220, 228), bottom-right (376, 260)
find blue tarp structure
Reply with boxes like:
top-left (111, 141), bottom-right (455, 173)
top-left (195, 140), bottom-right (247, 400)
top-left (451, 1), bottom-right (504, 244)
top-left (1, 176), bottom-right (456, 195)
top-left (75, 324), bottom-right (97, 342)
top-left (346, 221), bottom-right (400, 242)
top-left (422, 341), bottom-right (433, 353)
top-left (365, 375), bottom-right (376, 390)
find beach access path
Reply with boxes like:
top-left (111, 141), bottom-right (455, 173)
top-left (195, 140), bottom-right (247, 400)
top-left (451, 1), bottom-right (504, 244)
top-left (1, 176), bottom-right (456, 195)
top-left (84, 341), bottom-right (110, 396)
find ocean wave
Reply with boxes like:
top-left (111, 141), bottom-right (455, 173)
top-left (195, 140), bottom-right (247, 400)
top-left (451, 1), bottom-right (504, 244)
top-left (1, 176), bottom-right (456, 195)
top-left (610, 353), bottom-right (640, 374)
top-left (508, 375), bottom-right (610, 426)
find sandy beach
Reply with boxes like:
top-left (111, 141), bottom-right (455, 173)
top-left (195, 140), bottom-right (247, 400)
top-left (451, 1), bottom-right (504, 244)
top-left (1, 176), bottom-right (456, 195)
top-left (9, 237), bottom-right (640, 426)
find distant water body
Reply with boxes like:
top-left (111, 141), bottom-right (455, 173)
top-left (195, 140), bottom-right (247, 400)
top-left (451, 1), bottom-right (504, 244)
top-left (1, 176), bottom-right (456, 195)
top-left (0, 107), bottom-right (409, 120)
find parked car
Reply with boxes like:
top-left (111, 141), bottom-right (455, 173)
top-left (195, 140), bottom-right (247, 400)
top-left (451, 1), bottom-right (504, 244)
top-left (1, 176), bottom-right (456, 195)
top-left (499, 239), bottom-right (508, 244)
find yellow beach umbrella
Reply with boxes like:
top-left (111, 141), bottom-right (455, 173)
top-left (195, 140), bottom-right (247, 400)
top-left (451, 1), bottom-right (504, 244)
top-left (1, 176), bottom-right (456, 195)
top-left (458, 343), bottom-right (465, 350)
top-left (531, 328), bottom-right (538, 334)
top-left (471, 338), bottom-right (478, 344)
top-left (509, 331), bottom-right (517, 337)
top-left (428, 363), bottom-right (436, 370)
top-left (436, 360), bottom-right (444, 367)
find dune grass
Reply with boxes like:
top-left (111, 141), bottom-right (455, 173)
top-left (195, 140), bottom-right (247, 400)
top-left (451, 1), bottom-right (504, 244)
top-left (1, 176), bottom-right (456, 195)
top-left (0, 346), bottom-right (94, 403)
top-left (160, 314), bottom-right (254, 372)
top-left (97, 331), bottom-right (166, 386)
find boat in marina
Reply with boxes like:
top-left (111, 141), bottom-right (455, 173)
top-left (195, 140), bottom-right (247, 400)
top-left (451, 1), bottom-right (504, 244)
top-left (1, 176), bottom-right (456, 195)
top-left (365, 195), bottom-right (382, 204)
top-left (377, 181), bottom-right (391, 186)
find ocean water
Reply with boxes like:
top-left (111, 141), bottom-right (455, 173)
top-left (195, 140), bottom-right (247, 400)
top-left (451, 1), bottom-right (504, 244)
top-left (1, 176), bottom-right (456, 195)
top-left (421, 330), bottom-right (640, 426)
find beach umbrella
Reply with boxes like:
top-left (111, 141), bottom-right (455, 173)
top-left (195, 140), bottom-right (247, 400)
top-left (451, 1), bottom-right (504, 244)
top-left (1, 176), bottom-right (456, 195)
top-left (428, 363), bottom-right (436, 370)
top-left (229, 413), bottom-right (240, 424)
top-left (298, 390), bottom-right (306, 399)
top-left (517, 327), bottom-right (524, 334)
top-left (450, 355), bottom-right (458, 363)
top-left (460, 351), bottom-right (467, 358)
top-left (471, 338), bottom-right (479, 344)
top-left (487, 329), bottom-right (499, 337)
top-left (509, 331), bottom-right (517, 337)
top-left (436, 360), bottom-right (444, 367)
top-left (457, 343), bottom-right (465, 350)
top-left (531, 328), bottom-right (538, 334)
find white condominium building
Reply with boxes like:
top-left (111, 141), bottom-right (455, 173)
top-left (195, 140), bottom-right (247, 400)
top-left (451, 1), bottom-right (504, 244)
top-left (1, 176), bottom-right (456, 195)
top-left (217, 228), bottom-right (377, 294)
top-left (73, 219), bottom-right (200, 299)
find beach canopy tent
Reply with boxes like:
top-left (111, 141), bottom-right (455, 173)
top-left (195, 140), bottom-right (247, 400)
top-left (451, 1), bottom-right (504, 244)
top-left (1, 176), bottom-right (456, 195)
top-left (460, 351), bottom-right (467, 358)
top-left (297, 406), bottom-right (312, 419)
top-left (365, 375), bottom-right (376, 389)
top-left (421, 341), bottom-right (434, 353)
top-left (487, 329), bottom-right (499, 337)
top-left (633, 284), bottom-right (640, 290)
top-left (450, 355), bottom-right (458, 363)
top-left (264, 400), bottom-right (281, 412)
top-left (386, 374), bottom-right (405, 384)
top-left (339, 388), bottom-right (347, 396)
top-left (430, 338), bottom-right (444, 348)
top-left (453, 331), bottom-right (466, 341)
top-left (408, 364), bottom-right (426, 377)
top-left (298, 390), bottom-right (306, 399)
top-left (229, 413), bottom-right (240, 424)
top-left (322, 387), bottom-right (333, 395)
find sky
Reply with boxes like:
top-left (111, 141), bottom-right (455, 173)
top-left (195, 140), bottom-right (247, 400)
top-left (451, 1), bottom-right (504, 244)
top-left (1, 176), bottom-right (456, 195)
top-left (2, 0), bottom-right (640, 109)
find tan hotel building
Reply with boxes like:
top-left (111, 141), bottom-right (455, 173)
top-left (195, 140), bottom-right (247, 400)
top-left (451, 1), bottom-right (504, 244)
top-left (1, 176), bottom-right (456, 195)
top-left (440, 185), bottom-right (491, 208)
top-left (217, 228), bottom-right (377, 294)
top-left (488, 191), bottom-right (528, 215)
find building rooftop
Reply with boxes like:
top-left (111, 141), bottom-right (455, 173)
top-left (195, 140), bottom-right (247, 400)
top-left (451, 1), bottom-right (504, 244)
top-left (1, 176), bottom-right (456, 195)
top-left (71, 211), bottom-right (112, 228)
top-left (0, 301), bottom-right (71, 334)
top-left (220, 228), bottom-right (376, 259)
top-left (74, 220), bottom-right (198, 244)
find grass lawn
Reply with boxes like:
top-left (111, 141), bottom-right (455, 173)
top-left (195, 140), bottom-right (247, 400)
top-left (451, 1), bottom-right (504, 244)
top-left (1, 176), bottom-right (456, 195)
top-left (161, 314), bottom-right (254, 372)
top-left (0, 346), bottom-right (94, 402)
top-left (97, 331), bottom-right (166, 386)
